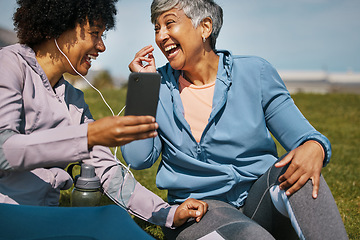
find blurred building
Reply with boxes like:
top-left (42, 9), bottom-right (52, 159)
top-left (279, 70), bottom-right (360, 94)
top-left (0, 27), bottom-right (18, 47)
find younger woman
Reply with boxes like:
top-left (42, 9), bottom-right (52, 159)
top-left (0, 0), bottom-right (207, 238)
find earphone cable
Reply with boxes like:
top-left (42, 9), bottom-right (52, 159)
top-left (54, 39), bottom-right (135, 208)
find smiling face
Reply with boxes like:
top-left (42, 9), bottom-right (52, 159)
top-left (57, 20), bottom-right (106, 76)
top-left (154, 8), bottom-right (205, 71)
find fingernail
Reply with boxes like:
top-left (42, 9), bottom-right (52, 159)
top-left (286, 191), bottom-right (290, 196)
top-left (196, 211), bottom-right (201, 216)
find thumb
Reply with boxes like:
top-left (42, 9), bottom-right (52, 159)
top-left (179, 209), bottom-right (201, 220)
top-left (188, 209), bottom-right (201, 219)
top-left (173, 209), bottom-right (201, 227)
top-left (183, 210), bottom-right (202, 223)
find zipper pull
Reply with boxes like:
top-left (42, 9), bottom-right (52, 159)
top-left (196, 145), bottom-right (201, 154)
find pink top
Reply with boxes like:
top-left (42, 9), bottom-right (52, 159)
top-left (179, 75), bottom-right (215, 142)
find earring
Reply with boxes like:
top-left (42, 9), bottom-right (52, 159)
top-left (203, 37), bottom-right (206, 43)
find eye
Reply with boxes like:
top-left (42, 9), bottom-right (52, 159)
top-left (166, 20), bottom-right (175, 26)
top-left (154, 25), bottom-right (160, 34)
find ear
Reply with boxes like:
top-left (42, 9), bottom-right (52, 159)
top-left (200, 17), bottom-right (213, 40)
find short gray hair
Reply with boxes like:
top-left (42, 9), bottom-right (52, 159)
top-left (151, 0), bottom-right (223, 50)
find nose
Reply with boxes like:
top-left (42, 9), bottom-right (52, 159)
top-left (96, 38), bottom-right (106, 53)
top-left (156, 27), bottom-right (169, 44)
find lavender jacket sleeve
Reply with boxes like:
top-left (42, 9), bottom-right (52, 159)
top-left (83, 145), bottom-right (178, 228)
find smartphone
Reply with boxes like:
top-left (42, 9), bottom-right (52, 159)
top-left (124, 72), bottom-right (161, 117)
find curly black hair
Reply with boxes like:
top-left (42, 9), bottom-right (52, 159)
top-left (13, 0), bottom-right (118, 48)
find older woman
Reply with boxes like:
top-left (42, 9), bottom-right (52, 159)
top-left (124, 0), bottom-right (348, 239)
top-left (0, 0), bottom-right (208, 238)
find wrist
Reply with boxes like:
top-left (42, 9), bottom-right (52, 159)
top-left (168, 205), bottom-right (179, 229)
top-left (305, 140), bottom-right (325, 161)
top-left (87, 122), bottom-right (95, 149)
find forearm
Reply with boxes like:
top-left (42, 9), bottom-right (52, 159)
top-left (121, 137), bottom-right (161, 169)
top-left (127, 182), bottom-right (178, 228)
top-left (260, 60), bottom-right (331, 165)
top-left (1, 124), bottom-right (90, 171)
top-left (90, 150), bottom-right (177, 228)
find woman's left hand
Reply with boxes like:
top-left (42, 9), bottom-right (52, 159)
top-left (128, 45), bottom-right (157, 73)
top-left (275, 140), bottom-right (325, 198)
top-left (173, 198), bottom-right (208, 227)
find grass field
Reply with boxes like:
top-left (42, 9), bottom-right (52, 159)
top-left (60, 88), bottom-right (360, 239)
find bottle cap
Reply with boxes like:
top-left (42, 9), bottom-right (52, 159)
top-left (75, 164), bottom-right (101, 189)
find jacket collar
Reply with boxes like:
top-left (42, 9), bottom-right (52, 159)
top-left (6, 43), bottom-right (65, 94)
top-left (159, 49), bottom-right (234, 89)
top-left (9, 44), bottom-right (48, 79)
top-left (215, 50), bottom-right (233, 87)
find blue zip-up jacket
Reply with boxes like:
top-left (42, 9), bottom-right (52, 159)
top-left (122, 50), bottom-right (331, 207)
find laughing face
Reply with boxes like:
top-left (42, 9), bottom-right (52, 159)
top-left (57, 20), bottom-right (106, 76)
top-left (154, 8), bottom-right (205, 71)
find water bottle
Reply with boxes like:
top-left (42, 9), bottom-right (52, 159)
top-left (71, 164), bottom-right (102, 207)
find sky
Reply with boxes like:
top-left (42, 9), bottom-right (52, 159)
top-left (1, 0), bottom-right (360, 79)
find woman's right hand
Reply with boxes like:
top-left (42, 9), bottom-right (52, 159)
top-left (173, 198), bottom-right (208, 227)
top-left (128, 45), bottom-right (157, 73)
top-left (87, 115), bottom-right (158, 149)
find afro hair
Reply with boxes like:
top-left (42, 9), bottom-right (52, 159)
top-left (13, 0), bottom-right (118, 48)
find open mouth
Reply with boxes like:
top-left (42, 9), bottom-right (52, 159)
top-left (164, 44), bottom-right (180, 58)
top-left (84, 54), bottom-right (97, 66)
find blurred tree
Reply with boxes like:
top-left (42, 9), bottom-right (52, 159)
top-left (93, 70), bottom-right (114, 89)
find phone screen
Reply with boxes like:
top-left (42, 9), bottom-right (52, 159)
top-left (124, 72), bottom-right (161, 117)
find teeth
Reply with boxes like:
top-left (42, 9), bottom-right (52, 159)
top-left (165, 45), bottom-right (177, 52)
top-left (87, 54), bottom-right (97, 63)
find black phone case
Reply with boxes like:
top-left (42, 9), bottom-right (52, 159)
top-left (124, 72), bottom-right (161, 117)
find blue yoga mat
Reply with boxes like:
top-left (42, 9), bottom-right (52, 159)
top-left (0, 203), bottom-right (154, 240)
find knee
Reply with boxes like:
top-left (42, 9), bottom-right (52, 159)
top-left (217, 222), bottom-right (275, 240)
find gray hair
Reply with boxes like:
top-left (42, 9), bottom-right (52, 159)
top-left (151, 0), bottom-right (223, 50)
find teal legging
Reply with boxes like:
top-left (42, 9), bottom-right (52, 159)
top-left (0, 204), bottom-right (154, 240)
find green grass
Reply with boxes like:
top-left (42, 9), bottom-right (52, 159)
top-left (60, 89), bottom-right (360, 239)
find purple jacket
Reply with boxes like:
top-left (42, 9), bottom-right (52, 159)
top-left (0, 44), bottom-right (176, 228)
